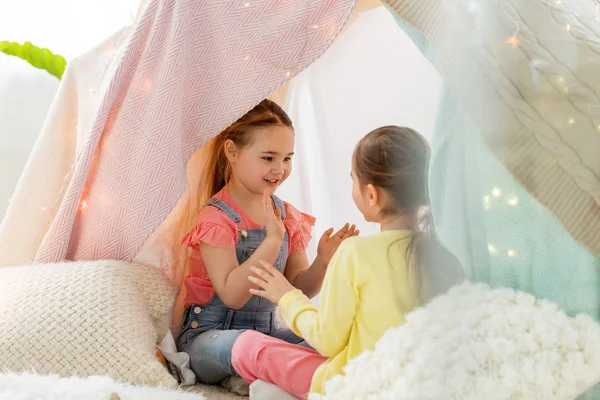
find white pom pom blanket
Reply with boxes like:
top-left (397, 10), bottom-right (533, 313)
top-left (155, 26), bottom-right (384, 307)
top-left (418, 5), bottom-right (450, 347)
top-left (314, 282), bottom-right (600, 400)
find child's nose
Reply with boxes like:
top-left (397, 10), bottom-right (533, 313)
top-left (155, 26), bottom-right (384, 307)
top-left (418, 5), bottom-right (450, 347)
top-left (271, 163), bottom-right (284, 174)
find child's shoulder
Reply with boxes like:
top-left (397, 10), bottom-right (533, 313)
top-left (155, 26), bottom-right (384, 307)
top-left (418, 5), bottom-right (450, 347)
top-left (182, 199), bottom-right (238, 249)
top-left (194, 199), bottom-right (237, 228)
top-left (336, 235), bottom-right (366, 253)
top-left (337, 232), bottom-right (405, 255)
top-left (281, 199), bottom-right (316, 226)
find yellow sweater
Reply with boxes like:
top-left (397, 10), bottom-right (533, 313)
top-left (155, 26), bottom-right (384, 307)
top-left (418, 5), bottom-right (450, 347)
top-left (279, 230), bottom-right (420, 395)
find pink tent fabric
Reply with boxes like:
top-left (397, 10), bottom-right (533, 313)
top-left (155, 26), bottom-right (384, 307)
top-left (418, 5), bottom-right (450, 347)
top-left (7, 0), bottom-right (354, 264)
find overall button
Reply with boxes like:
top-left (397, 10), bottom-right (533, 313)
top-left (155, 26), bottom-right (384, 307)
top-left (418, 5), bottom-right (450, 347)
top-left (191, 321), bottom-right (199, 329)
top-left (193, 306), bottom-right (202, 314)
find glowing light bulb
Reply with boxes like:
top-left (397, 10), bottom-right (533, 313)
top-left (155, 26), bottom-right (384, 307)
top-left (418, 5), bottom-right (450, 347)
top-left (244, 55), bottom-right (249, 61)
top-left (507, 249), bottom-right (516, 257)
top-left (507, 35), bottom-right (519, 47)
top-left (41, 206), bottom-right (48, 211)
top-left (507, 196), bottom-right (519, 206)
top-left (483, 195), bottom-right (491, 210)
top-left (488, 244), bottom-right (497, 254)
top-left (286, 71), bottom-right (291, 78)
top-left (566, 24), bottom-right (571, 31)
top-left (312, 25), bottom-right (319, 28)
top-left (555, 0), bottom-right (562, 4)
top-left (557, 76), bottom-right (564, 83)
top-left (81, 200), bottom-right (87, 209)
top-left (492, 188), bottom-right (501, 197)
top-left (568, 117), bottom-right (575, 124)
top-left (244, 2), bottom-right (250, 7)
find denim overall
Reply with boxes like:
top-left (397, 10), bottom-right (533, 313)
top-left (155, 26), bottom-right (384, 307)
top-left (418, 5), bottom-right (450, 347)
top-left (177, 195), bottom-right (305, 384)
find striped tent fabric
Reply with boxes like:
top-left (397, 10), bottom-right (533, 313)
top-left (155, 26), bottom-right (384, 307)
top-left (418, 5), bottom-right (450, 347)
top-left (11, 0), bottom-right (354, 264)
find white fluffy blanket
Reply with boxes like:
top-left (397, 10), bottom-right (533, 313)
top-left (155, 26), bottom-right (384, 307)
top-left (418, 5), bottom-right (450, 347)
top-left (0, 372), bottom-right (204, 400)
top-left (314, 282), bottom-right (600, 400)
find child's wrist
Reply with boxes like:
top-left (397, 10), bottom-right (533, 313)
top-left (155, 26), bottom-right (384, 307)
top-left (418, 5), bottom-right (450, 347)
top-left (312, 254), bottom-right (328, 270)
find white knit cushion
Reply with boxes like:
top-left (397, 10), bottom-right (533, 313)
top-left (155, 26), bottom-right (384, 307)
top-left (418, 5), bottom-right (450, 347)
top-left (315, 282), bottom-right (600, 400)
top-left (0, 261), bottom-right (178, 388)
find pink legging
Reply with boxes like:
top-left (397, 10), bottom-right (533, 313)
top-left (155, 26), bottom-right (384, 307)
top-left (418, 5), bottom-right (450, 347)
top-left (231, 330), bottom-right (328, 399)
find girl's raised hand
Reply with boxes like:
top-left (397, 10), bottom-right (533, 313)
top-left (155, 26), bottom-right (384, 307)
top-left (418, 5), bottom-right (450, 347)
top-left (317, 223), bottom-right (359, 266)
top-left (249, 260), bottom-right (296, 304)
top-left (263, 189), bottom-right (286, 240)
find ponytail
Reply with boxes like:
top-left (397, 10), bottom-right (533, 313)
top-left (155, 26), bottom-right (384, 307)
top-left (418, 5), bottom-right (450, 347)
top-left (406, 204), bottom-right (466, 303)
top-left (199, 134), bottom-right (231, 206)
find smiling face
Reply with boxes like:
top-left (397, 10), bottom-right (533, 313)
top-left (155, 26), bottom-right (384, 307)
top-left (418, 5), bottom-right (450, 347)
top-left (225, 125), bottom-right (295, 195)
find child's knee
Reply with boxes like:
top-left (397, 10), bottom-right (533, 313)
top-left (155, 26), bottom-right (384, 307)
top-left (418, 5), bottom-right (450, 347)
top-left (232, 331), bottom-right (267, 368)
top-left (233, 330), bottom-right (264, 357)
top-left (232, 330), bottom-right (269, 380)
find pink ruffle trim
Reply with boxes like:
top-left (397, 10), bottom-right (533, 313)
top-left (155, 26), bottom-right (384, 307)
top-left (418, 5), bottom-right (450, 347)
top-left (181, 221), bottom-right (236, 250)
top-left (289, 211), bottom-right (316, 254)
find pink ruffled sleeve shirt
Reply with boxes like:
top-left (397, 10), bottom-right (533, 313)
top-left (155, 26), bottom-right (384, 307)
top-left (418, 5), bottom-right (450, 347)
top-left (182, 188), bottom-right (316, 307)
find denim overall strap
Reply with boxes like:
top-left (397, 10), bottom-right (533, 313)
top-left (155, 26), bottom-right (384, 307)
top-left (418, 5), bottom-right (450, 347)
top-left (205, 197), bottom-right (241, 223)
top-left (206, 195), bottom-right (283, 222)
top-left (271, 194), bottom-right (286, 220)
top-left (198, 195), bottom-right (289, 327)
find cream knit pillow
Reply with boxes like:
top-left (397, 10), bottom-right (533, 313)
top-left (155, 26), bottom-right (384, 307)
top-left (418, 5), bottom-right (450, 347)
top-left (0, 260), bottom-right (178, 388)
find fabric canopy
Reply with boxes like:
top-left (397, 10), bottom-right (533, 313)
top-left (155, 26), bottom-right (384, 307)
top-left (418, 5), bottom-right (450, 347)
top-left (0, 0), bottom-right (355, 268)
top-left (384, 0), bottom-right (600, 258)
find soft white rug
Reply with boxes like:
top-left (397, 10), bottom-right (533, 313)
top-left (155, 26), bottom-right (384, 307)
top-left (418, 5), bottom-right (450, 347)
top-left (0, 372), bottom-right (205, 400)
top-left (314, 282), bottom-right (600, 400)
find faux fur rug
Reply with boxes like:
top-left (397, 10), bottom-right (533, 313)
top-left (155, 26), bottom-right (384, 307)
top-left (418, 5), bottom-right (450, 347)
top-left (0, 372), bottom-right (206, 400)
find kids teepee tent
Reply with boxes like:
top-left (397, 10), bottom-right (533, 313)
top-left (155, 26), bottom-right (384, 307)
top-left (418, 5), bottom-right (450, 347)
top-left (0, 0), bottom-right (599, 397)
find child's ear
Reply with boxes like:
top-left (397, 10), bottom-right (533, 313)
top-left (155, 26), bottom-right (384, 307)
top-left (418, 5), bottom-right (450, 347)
top-left (367, 184), bottom-right (378, 207)
top-left (224, 139), bottom-right (238, 162)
